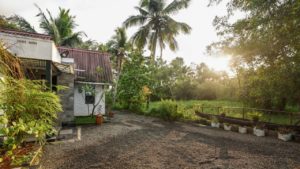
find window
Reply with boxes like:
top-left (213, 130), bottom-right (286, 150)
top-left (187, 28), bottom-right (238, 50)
top-left (84, 85), bottom-right (96, 104)
top-left (17, 40), bottom-right (26, 44)
top-left (28, 41), bottom-right (37, 45)
top-left (85, 94), bottom-right (95, 104)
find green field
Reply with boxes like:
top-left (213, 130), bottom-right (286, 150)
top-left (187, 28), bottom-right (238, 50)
top-left (149, 100), bottom-right (243, 110)
top-left (148, 100), bottom-right (300, 125)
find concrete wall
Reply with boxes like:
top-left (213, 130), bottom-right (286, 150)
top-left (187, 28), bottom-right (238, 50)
top-left (0, 32), bottom-right (61, 63)
top-left (57, 73), bottom-right (75, 122)
top-left (74, 83), bottom-right (105, 116)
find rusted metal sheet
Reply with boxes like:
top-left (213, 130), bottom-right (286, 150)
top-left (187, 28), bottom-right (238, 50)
top-left (0, 28), bottom-right (52, 40)
top-left (58, 47), bottom-right (113, 83)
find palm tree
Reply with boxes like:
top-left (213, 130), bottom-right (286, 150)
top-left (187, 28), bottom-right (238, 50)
top-left (35, 4), bottom-right (85, 47)
top-left (123, 0), bottom-right (191, 61)
top-left (106, 27), bottom-right (130, 104)
top-left (107, 27), bottom-right (130, 74)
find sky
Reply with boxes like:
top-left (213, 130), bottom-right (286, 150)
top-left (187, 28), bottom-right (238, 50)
top-left (0, 0), bottom-right (232, 72)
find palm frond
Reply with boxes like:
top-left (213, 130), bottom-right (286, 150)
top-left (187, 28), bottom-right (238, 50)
top-left (123, 15), bottom-right (148, 28)
top-left (61, 31), bottom-right (86, 47)
top-left (164, 16), bottom-right (191, 34)
top-left (148, 31), bottom-right (158, 54)
top-left (35, 4), bottom-right (52, 34)
top-left (131, 25), bottom-right (151, 49)
top-left (163, 0), bottom-right (191, 14)
top-left (51, 22), bottom-right (61, 45)
top-left (166, 35), bottom-right (179, 51)
top-left (140, 0), bottom-right (150, 7)
top-left (7, 15), bottom-right (36, 33)
top-left (135, 6), bottom-right (149, 16)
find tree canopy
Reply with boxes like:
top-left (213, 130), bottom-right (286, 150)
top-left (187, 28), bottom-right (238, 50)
top-left (209, 0), bottom-right (300, 109)
top-left (36, 5), bottom-right (85, 47)
top-left (124, 0), bottom-right (192, 60)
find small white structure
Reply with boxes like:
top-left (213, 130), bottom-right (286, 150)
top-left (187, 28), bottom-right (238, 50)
top-left (58, 47), bottom-right (113, 118)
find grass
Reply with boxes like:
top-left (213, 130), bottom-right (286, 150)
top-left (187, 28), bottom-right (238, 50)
top-left (74, 116), bottom-right (96, 125)
top-left (149, 100), bottom-right (243, 110)
top-left (148, 100), bottom-right (300, 125)
top-left (146, 100), bottom-right (242, 122)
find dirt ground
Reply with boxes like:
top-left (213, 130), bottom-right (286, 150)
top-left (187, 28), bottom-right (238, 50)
top-left (40, 111), bottom-right (300, 169)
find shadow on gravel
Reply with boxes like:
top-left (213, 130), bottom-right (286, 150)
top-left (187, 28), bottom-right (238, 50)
top-left (43, 115), bottom-right (300, 169)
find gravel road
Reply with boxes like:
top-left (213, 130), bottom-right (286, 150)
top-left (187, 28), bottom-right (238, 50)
top-left (40, 111), bottom-right (300, 169)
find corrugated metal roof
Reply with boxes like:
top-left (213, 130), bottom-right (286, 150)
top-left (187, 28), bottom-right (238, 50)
top-left (58, 47), bottom-right (113, 83)
top-left (0, 28), bottom-right (52, 40)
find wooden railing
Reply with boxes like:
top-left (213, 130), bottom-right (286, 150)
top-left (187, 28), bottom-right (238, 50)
top-left (194, 106), bottom-right (300, 125)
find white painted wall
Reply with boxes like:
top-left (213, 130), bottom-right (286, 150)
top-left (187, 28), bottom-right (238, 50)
top-left (51, 42), bottom-right (61, 63)
top-left (0, 32), bottom-right (61, 63)
top-left (74, 84), bottom-right (105, 116)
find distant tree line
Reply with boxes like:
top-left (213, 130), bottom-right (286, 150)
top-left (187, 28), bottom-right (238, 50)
top-left (150, 57), bottom-right (238, 101)
top-left (209, 0), bottom-right (300, 111)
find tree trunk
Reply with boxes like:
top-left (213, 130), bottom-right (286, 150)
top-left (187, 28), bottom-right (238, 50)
top-left (112, 74), bottom-right (119, 105)
top-left (160, 44), bottom-right (163, 60)
top-left (150, 32), bottom-right (158, 64)
top-left (112, 53), bottom-right (124, 105)
top-left (151, 45), bottom-right (157, 64)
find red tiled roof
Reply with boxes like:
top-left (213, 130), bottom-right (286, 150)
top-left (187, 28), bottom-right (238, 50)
top-left (58, 47), bottom-right (113, 83)
top-left (0, 28), bottom-right (52, 40)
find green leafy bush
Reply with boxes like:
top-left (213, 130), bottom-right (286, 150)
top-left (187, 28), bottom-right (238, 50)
top-left (116, 52), bottom-right (151, 112)
top-left (211, 116), bottom-right (219, 123)
top-left (149, 100), bottom-right (183, 121)
top-left (248, 112), bottom-right (262, 122)
top-left (0, 77), bottom-right (62, 160)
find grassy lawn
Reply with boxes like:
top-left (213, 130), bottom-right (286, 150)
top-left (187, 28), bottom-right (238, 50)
top-left (148, 100), bottom-right (300, 125)
top-left (149, 100), bottom-right (243, 110)
top-left (74, 116), bottom-right (96, 125)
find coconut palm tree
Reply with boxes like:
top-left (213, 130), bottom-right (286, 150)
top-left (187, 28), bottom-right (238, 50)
top-left (106, 27), bottom-right (130, 104)
top-left (107, 27), bottom-right (130, 74)
top-left (35, 4), bottom-right (85, 47)
top-left (123, 0), bottom-right (191, 61)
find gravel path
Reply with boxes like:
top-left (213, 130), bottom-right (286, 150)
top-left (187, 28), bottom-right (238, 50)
top-left (40, 111), bottom-right (300, 169)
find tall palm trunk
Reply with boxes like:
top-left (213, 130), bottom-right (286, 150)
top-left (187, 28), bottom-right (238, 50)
top-left (160, 44), bottom-right (163, 60)
top-left (151, 43), bottom-right (157, 63)
top-left (150, 31), bottom-right (158, 63)
top-left (112, 53), bottom-right (124, 105)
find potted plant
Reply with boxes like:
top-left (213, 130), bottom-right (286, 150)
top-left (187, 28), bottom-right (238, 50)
top-left (253, 123), bottom-right (265, 137)
top-left (249, 112), bottom-right (262, 123)
top-left (108, 111), bottom-right (114, 118)
top-left (278, 127), bottom-right (293, 141)
top-left (106, 105), bottom-right (114, 118)
top-left (220, 112), bottom-right (226, 117)
top-left (211, 116), bottom-right (220, 128)
top-left (223, 123), bottom-right (232, 131)
top-left (238, 125), bottom-right (247, 134)
top-left (96, 114), bottom-right (103, 125)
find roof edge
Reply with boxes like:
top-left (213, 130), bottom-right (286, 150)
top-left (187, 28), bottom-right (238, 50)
top-left (58, 46), bottom-right (110, 56)
top-left (0, 28), bottom-right (52, 40)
